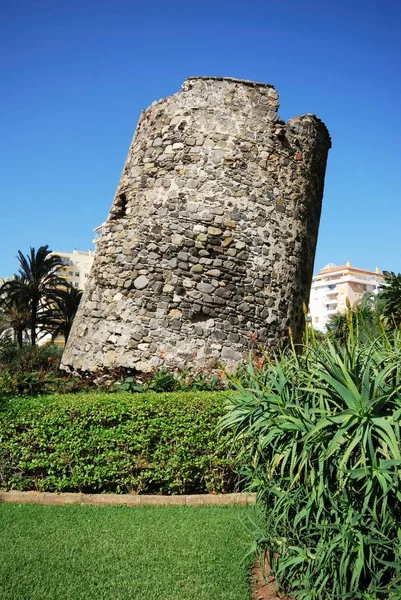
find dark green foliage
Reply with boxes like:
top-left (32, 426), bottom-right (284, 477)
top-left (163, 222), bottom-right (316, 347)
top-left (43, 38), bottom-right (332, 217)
top-left (221, 329), bottom-right (401, 599)
top-left (147, 368), bottom-right (176, 392)
top-left (381, 271), bottom-right (401, 325)
top-left (0, 391), bottom-right (238, 494)
top-left (0, 343), bottom-right (63, 374)
top-left (118, 368), bottom-right (226, 394)
top-left (0, 344), bottom-right (65, 397)
top-left (39, 286), bottom-right (83, 343)
top-left (0, 369), bottom-right (54, 397)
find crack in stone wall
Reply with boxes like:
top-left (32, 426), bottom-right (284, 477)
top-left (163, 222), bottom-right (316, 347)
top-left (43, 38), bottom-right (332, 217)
top-left (62, 77), bottom-right (331, 373)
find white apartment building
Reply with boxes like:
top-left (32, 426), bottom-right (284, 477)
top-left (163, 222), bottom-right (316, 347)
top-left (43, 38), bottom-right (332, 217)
top-left (309, 262), bottom-right (383, 332)
top-left (52, 249), bottom-right (95, 291)
top-left (93, 223), bottom-right (105, 247)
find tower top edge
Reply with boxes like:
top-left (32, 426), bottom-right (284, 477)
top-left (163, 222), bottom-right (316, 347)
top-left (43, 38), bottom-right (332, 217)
top-left (287, 114), bottom-right (332, 148)
top-left (184, 76), bottom-right (276, 89)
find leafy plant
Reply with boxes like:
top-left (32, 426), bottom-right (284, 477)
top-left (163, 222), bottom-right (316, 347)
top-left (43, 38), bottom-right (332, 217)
top-left (117, 376), bottom-right (146, 393)
top-left (115, 367), bottom-right (227, 394)
top-left (176, 369), bottom-right (224, 392)
top-left (148, 369), bottom-right (176, 392)
top-left (221, 328), bottom-right (401, 599)
top-left (0, 391), bottom-right (239, 494)
top-left (0, 343), bottom-right (63, 374)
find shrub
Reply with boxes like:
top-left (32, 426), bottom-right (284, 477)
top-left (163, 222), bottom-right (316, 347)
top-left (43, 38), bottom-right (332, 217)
top-left (0, 343), bottom-right (63, 374)
top-left (0, 343), bottom-right (230, 397)
top-left (0, 391), bottom-right (238, 495)
top-left (0, 344), bottom-right (66, 398)
top-left (221, 330), bottom-right (401, 599)
top-left (0, 343), bottom-right (83, 398)
top-left (117, 368), bottom-right (226, 394)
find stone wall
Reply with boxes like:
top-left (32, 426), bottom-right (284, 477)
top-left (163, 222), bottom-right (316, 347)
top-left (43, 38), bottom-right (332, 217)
top-left (62, 77), bottom-right (331, 373)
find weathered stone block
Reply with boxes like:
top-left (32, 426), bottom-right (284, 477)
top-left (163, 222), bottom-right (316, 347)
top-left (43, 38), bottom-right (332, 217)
top-left (134, 275), bottom-right (149, 290)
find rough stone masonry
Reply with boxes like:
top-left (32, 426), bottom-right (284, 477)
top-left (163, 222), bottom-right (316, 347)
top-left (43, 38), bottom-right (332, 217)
top-left (62, 76), bottom-right (331, 373)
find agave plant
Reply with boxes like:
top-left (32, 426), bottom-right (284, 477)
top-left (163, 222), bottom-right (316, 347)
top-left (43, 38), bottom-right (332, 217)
top-left (221, 328), bottom-right (401, 599)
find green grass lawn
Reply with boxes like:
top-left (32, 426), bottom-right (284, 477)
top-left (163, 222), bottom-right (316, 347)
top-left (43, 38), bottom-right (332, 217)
top-left (0, 504), bottom-right (252, 600)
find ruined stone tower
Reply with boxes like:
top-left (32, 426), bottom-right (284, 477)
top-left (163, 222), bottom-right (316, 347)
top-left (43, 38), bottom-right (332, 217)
top-left (62, 77), bottom-right (331, 373)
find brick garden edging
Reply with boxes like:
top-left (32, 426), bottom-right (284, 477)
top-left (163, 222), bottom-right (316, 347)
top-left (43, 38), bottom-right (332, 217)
top-left (0, 490), bottom-right (256, 507)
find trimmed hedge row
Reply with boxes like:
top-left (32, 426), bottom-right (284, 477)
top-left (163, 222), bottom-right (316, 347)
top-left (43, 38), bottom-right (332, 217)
top-left (0, 391), bottom-right (239, 494)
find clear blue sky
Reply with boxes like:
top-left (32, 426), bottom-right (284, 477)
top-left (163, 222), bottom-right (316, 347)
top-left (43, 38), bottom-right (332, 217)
top-left (1, 0), bottom-right (400, 277)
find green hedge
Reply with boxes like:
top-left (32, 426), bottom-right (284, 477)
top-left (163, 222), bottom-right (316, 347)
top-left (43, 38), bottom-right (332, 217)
top-left (0, 391), bottom-right (239, 495)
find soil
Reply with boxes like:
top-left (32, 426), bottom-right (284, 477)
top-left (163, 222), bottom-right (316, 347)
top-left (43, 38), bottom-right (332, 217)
top-left (251, 560), bottom-right (292, 600)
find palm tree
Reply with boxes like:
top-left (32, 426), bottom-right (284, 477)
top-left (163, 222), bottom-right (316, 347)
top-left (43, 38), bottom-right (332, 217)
top-left (327, 311), bottom-right (349, 344)
top-left (0, 276), bottom-right (31, 347)
top-left (0, 246), bottom-right (63, 346)
top-left (380, 271), bottom-right (401, 325)
top-left (40, 286), bottom-right (83, 344)
top-left (326, 293), bottom-right (383, 344)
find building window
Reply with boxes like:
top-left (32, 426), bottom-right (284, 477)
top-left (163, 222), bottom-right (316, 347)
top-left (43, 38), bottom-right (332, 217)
top-left (75, 272), bottom-right (79, 277)
top-left (74, 282), bottom-right (79, 288)
top-left (68, 271), bottom-right (73, 276)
